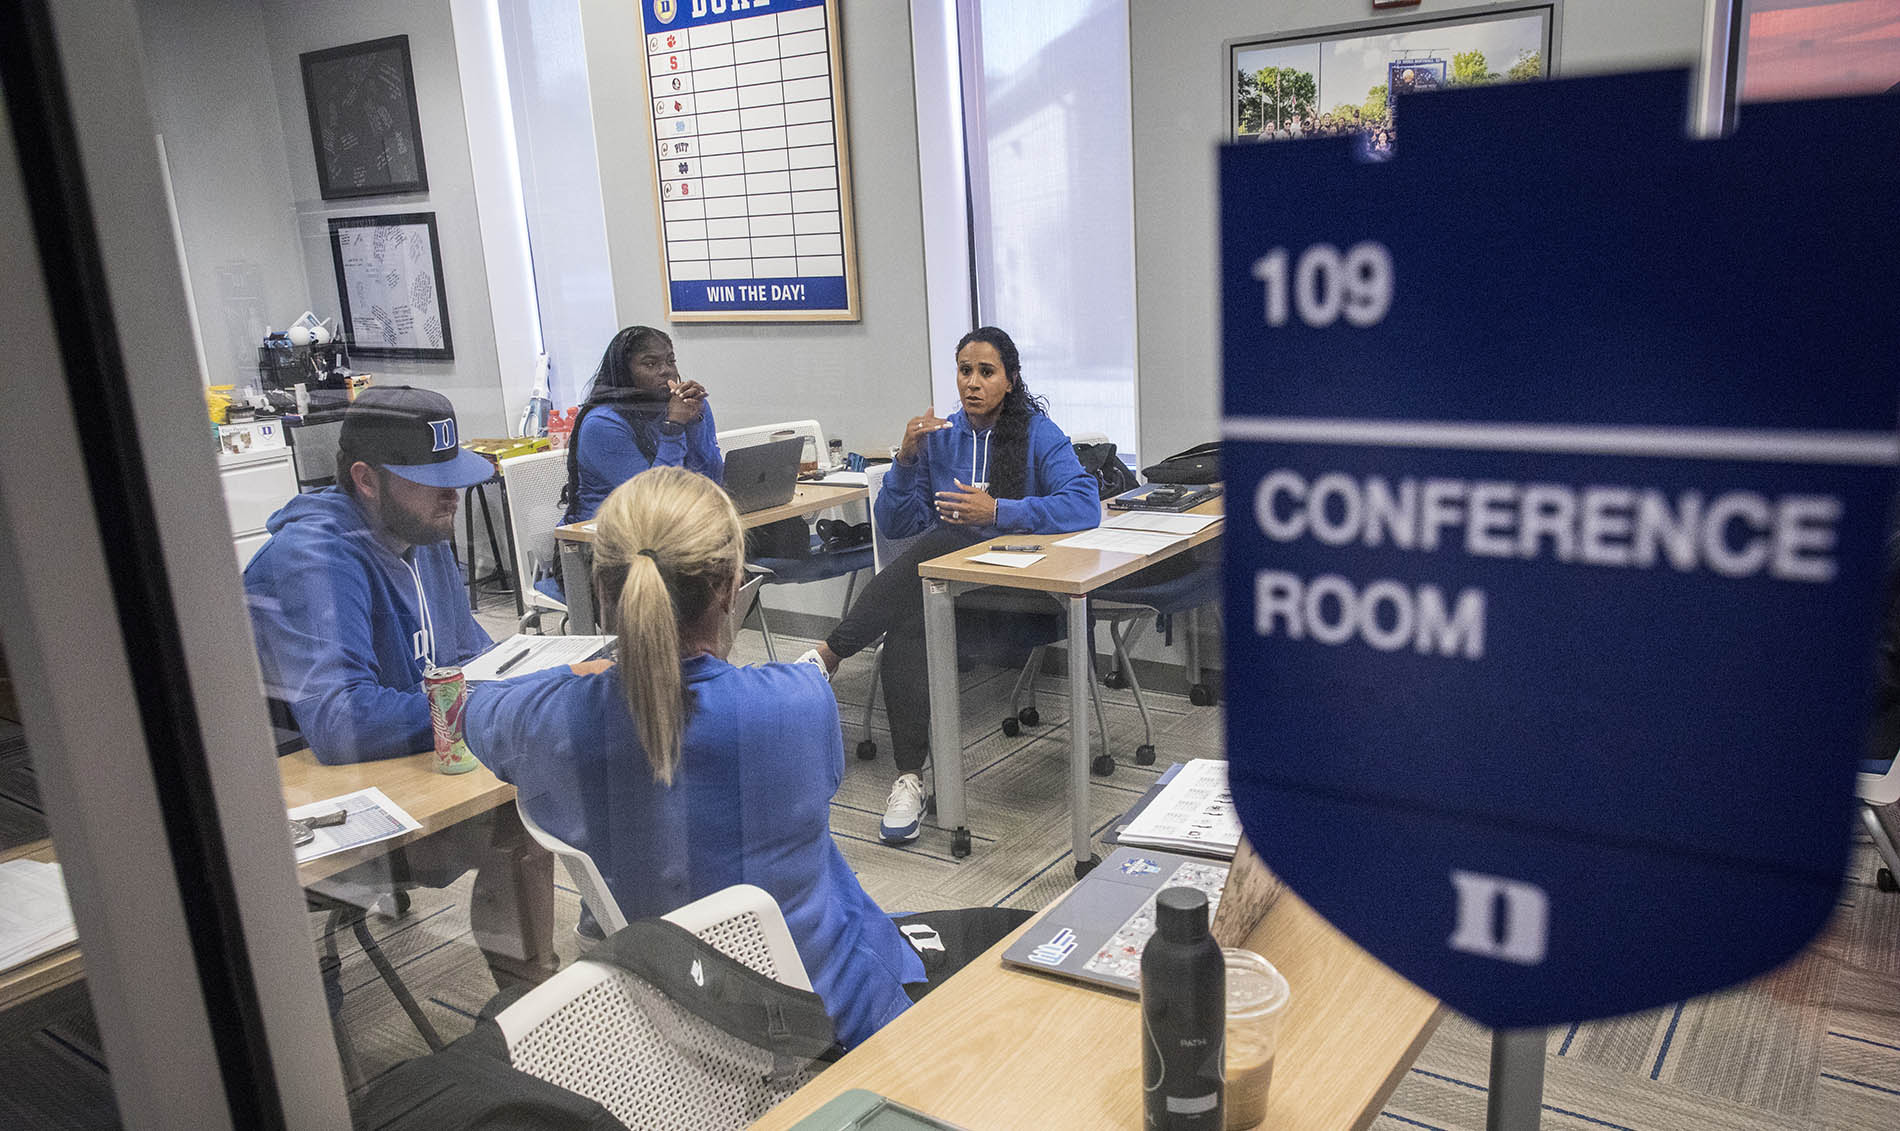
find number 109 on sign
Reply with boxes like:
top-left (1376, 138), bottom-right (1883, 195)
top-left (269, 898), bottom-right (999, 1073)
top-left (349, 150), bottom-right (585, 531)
top-left (1252, 242), bottom-right (1393, 328)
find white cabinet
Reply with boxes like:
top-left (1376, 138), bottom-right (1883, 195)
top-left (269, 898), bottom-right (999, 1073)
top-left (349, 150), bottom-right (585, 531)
top-left (219, 447), bottom-right (298, 570)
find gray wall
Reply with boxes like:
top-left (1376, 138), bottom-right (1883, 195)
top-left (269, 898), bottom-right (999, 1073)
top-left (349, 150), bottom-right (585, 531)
top-left (137, 0), bottom-right (309, 388)
top-left (1129, 0), bottom-right (1709, 463)
top-left (576, 0), bottom-right (934, 460)
top-left (261, 0), bottom-right (511, 439)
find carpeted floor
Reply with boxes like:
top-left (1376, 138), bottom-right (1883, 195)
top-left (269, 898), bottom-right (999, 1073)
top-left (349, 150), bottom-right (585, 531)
top-left (2, 591), bottom-right (1897, 1128)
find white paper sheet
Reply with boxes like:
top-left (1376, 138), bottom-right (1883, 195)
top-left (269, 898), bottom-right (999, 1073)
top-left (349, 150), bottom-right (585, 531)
top-left (968, 552), bottom-right (1046, 568)
top-left (0, 860), bottom-right (77, 973)
top-left (1103, 511), bottom-right (1223, 535)
top-left (1117, 758), bottom-right (1241, 858)
top-left (290, 787), bottom-right (424, 864)
top-left (815, 470), bottom-right (868, 486)
top-left (462, 635), bottom-right (614, 682)
top-left (1055, 528), bottom-right (1189, 555)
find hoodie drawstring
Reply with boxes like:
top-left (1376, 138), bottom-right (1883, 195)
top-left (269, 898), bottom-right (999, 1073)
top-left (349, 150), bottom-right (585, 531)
top-left (404, 554), bottom-right (436, 669)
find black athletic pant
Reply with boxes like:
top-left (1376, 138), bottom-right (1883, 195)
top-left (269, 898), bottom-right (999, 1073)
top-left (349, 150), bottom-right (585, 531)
top-left (825, 526), bottom-right (987, 774)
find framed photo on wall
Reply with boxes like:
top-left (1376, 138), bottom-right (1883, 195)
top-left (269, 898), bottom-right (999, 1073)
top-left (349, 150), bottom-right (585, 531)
top-left (301, 35), bottom-right (430, 199)
top-left (1229, 4), bottom-right (1556, 157)
top-left (328, 213), bottom-right (453, 360)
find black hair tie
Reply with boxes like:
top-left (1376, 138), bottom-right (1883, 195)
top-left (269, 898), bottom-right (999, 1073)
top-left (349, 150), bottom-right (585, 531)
top-left (638, 548), bottom-right (661, 565)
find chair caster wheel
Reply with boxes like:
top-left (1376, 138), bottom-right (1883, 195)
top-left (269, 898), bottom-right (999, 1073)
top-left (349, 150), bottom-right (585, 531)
top-left (925, 794), bottom-right (938, 816)
top-left (392, 891), bottom-right (412, 916)
top-left (1103, 670), bottom-right (1129, 690)
top-left (1135, 744), bottom-right (1156, 766)
top-left (951, 829), bottom-right (972, 858)
top-left (1001, 717), bottom-right (1021, 737)
top-left (1091, 754), bottom-right (1116, 777)
top-left (1879, 868), bottom-right (1898, 893)
top-left (1018, 707), bottom-right (1040, 727)
top-left (1074, 856), bottom-right (1099, 880)
top-left (855, 739), bottom-right (878, 760)
top-left (1188, 684), bottom-right (1216, 707)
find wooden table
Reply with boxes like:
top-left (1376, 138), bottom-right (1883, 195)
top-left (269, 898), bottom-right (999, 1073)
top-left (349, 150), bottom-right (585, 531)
top-left (751, 884), bottom-right (1440, 1131)
top-left (921, 497), bottom-right (1225, 866)
top-left (0, 749), bottom-right (521, 1018)
top-left (553, 481), bottom-right (868, 632)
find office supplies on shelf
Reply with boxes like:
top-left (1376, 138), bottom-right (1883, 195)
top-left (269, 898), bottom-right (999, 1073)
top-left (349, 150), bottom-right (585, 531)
top-left (1001, 845), bottom-right (1230, 993)
top-left (0, 859), bottom-right (78, 974)
top-left (289, 787), bottom-right (421, 864)
top-left (1115, 758), bottom-right (1241, 858)
top-left (461, 635), bottom-right (613, 682)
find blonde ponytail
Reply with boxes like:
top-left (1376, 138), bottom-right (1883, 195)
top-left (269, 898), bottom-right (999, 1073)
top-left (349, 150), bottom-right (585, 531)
top-left (592, 466), bottom-right (743, 784)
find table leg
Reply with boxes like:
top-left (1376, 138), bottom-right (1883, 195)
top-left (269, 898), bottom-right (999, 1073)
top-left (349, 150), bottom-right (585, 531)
top-left (1486, 1027), bottom-right (1546, 1130)
top-left (1068, 594), bottom-right (1098, 878)
top-left (559, 540), bottom-right (595, 633)
top-left (923, 577), bottom-right (970, 857)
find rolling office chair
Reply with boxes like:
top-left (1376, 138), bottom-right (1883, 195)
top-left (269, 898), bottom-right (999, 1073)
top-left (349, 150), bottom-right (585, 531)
top-left (499, 449), bottom-right (570, 634)
top-left (1859, 752), bottom-right (1900, 892)
top-left (286, 415), bottom-right (343, 491)
top-left (1084, 549), bottom-right (1223, 767)
top-left (489, 885), bottom-right (819, 1130)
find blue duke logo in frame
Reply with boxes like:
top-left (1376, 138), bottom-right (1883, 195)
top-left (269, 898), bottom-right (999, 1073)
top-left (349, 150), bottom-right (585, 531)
top-left (653, 0), bottom-right (677, 24)
top-left (429, 418), bottom-right (456, 452)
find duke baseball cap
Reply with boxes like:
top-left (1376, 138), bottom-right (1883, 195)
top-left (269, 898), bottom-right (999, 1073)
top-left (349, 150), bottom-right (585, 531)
top-left (337, 387), bottom-right (494, 489)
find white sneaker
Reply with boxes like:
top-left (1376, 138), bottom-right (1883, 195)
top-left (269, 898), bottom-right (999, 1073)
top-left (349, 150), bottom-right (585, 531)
top-left (880, 773), bottom-right (926, 844)
top-left (794, 648), bottom-right (834, 681)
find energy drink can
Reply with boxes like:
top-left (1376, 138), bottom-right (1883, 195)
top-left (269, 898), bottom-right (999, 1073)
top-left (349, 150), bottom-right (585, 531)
top-left (423, 666), bottom-right (479, 774)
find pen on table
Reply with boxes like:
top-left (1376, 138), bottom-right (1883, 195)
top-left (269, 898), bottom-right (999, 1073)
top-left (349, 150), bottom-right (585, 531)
top-left (494, 645), bottom-right (534, 676)
top-left (989, 544), bottom-right (1042, 552)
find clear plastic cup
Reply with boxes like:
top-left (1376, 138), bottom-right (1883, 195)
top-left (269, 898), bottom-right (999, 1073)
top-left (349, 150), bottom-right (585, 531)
top-left (1223, 947), bottom-right (1291, 1130)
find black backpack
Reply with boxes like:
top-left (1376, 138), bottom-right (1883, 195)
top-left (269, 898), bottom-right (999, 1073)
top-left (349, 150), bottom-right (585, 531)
top-left (1142, 441), bottom-right (1220, 485)
top-left (1075, 441), bottom-right (1140, 499)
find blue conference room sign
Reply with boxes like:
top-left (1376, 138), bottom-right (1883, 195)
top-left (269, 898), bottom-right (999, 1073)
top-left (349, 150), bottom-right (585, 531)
top-left (1220, 70), bottom-right (1900, 1027)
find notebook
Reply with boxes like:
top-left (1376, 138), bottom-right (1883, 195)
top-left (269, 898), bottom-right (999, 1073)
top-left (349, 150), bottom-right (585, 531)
top-left (724, 436), bottom-right (804, 514)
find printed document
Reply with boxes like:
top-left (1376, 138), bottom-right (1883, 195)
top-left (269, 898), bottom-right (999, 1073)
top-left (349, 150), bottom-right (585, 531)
top-left (1104, 511), bottom-right (1223, 535)
top-left (1055, 528), bottom-right (1188, 555)
top-left (0, 859), bottom-right (77, 973)
top-left (1116, 758), bottom-right (1241, 858)
top-left (290, 787), bottom-right (423, 864)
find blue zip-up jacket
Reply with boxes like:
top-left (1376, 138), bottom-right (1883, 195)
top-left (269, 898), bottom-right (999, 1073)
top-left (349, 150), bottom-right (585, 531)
top-left (876, 409), bottom-right (1101, 539)
top-left (563, 401), bottom-right (724, 525)
top-left (465, 656), bottom-right (924, 1048)
top-left (243, 490), bottom-right (492, 765)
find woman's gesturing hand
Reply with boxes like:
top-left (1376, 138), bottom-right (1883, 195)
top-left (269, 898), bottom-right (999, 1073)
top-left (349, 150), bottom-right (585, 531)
top-left (897, 406), bottom-right (951, 464)
top-left (935, 480), bottom-right (997, 526)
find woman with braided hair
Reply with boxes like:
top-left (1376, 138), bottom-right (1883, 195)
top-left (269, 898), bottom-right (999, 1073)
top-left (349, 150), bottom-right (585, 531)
top-left (559, 325), bottom-right (723, 526)
top-left (803, 326), bottom-right (1100, 843)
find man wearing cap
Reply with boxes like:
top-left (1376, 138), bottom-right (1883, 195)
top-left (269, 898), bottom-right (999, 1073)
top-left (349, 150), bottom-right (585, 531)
top-left (245, 387), bottom-right (555, 987)
top-left (247, 386), bottom-right (500, 761)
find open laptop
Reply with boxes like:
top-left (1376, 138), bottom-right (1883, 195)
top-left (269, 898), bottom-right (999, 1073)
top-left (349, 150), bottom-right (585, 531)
top-left (1001, 844), bottom-right (1231, 993)
top-left (724, 436), bottom-right (803, 514)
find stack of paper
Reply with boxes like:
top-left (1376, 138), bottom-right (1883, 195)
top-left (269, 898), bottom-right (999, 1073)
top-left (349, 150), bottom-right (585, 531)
top-left (0, 859), bottom-right (79, 973)
top-left (1116, 758), bottom-right (1242, 858)
top-left (1103, 511), bottom-right (1223, 535)
top-left (1055, 528), bottom-right (1189, 555)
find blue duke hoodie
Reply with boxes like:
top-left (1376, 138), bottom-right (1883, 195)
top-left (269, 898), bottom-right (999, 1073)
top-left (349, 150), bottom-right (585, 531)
top-left (244, 489), bottom-right (492, 764)
top-left (875, 409), bottom-right (1101, 539)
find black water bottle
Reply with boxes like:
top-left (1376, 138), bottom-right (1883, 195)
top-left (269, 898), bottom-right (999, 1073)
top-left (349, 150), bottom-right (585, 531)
top-left (1142, 886), bottom-right (1225, 1130)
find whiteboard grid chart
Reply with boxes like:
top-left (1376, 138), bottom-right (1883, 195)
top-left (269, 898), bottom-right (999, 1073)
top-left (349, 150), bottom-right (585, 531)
top-left (640, 0), bottom-right (859, 321)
